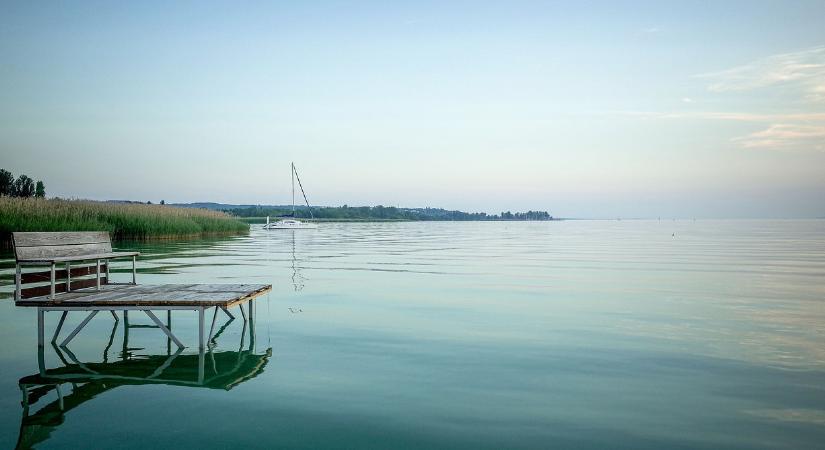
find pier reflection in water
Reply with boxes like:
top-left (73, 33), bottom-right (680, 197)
top-left (17, 311), bottom-right (271, 450)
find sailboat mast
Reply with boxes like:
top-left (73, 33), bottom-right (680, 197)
top-left (291, 162), bottom-right (295, 216)
top-left (292, 164), bottom-right (314, 220)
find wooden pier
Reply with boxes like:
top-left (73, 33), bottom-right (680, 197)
top-left (12, 232), bottom-right (272, 350)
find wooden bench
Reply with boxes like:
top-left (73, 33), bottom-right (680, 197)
top-left (13, 231), bottom-right (140, 301)
top-left (12, 231), bottom-right (271, 351)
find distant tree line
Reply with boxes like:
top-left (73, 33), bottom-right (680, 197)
top-left (227, 205), bottom-right (553, 221)
top-left (0, 169), bottom-right (45, 198)
top-left (499, 210), bottom-right (552, 220)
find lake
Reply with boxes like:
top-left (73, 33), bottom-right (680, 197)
top-left (1, 220), bottom-right (824, 449)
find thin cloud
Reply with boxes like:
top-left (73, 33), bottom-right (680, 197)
top-left (625, 46), bottom-right (825, 151)
top-left (617, 111), bottom-right (825, 122)
top-left (698, 46), bottom-right (825, 102)
top-left (614, 111), bottom-right (825, 151)
top-left (733, 124), bottom-right (825, 151)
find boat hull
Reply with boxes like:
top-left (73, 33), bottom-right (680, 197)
top-left (263, 221), bottom-right (317, 230)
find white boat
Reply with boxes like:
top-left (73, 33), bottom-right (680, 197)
top-left (263, 163), bottom-right (318, 230)
top-left (264, 216), bottom-right (317, 230)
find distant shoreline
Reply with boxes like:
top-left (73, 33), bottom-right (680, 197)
top-left (241, 216), bottom-right (563, 224)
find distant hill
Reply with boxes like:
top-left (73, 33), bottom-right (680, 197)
top-left (169, 202), bottom-right (276, 210)
top-left (109, 201), bottom-right (295, 210)
top-left (224, 204), bottom-right (555, 221)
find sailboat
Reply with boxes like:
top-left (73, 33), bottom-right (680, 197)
top-left (263, 163), bottom-right (318, 230)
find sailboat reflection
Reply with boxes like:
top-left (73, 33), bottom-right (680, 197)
top-left (291, 230), bottom-right (307, 291)
top-left (17, 315), bottom-right (271, 449)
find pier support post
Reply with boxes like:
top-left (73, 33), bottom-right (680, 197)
top-left (198, 307), bottom-right (205, 350)
top-left (37, 308), bottom-right (44, 348)
top-left (144, 310), bottom-right (184, 348)
top-left (208, 307), bottom-right (219, 343)
top-left (52, 311), bottom-right (68, 343)
top-left (61, 311), bottom-right (98, 347)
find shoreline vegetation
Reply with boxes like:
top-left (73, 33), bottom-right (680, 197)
top-left (1, 197), bottom-right (556, 247)
top-left (0, 197), bottom-right (250, 247)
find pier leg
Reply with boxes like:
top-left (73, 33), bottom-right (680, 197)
top-left (198, 308), bottom-right (205, 350)
top-left (148, 348), bottom-right (182, 379)
top-left (220, 307), bottom-right (235, 320)
top-left (122, 311), bottom-right (130, 359)
top-left (249, 301), bottom-right (255, 351)
top-left (239, 319), bottom-right (247, 351)
top-left (132, 255), bottom-right (137, 284)
top-left (56, 384), bottom-right (64, 411)
top-left (144, 310), bottom-right (184, 348)
top-left (166, 310), bottom-right (172, 355)
top-left (37, 308), bottom-right (45, 348)
top-left (103, 318), bottom-right (117, 362)
top-left (61, 311), bottom-right (98, 347)
top-left (96, 260), bottom-right (101, 291)
top-left (21, 385), bottom-right (30, 416)
top-left (52, 311), bottom-right (68, 343)
top-left (198, 345), bottom-right (205, 384)
top-left (239, 303), bottom-right (247, 322)
top-left (37, 345), bottom-right (45, 376)
top-left (208, 307), bottom-right (218, 343)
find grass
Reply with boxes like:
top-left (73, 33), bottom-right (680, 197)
top-left (0, 197), bottom-right (249, 246)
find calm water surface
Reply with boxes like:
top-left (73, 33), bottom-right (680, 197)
top-left (0, 220), bottom-right (824, 449)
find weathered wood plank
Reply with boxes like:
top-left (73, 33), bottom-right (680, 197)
top-left (13, 232), bottom-right (110, 247)
top-left (15, 243), bottom-right (114, 261)
top-left (15, 283), bottom-right (272, 307)
top-left (21, 277), bottom-right (107, 299)
top-left (21, 264), bottom-right (108, 283)
top-left (226, 285), bottom-right (274, 308)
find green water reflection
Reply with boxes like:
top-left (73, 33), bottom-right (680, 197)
top-left (18, 314), bottom-right (268, 449)
top-left (0, 221), bottom-right (824, 448)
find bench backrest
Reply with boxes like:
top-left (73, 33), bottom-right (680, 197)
top-left (13, 232), bottom-right (112, 262)
top-left (13, 232), bottom-right (113, 299)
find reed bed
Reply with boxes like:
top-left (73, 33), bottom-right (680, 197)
top-left (0, 197), bottom-right (249, 245)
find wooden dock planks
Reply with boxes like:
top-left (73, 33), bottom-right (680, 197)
top-left (15, 284), bottom-right (272, 307)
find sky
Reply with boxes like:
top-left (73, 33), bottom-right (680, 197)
top-left (1, 1), bottom-right (824, 218)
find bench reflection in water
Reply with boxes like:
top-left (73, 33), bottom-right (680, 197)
top-left (16, 312), bottom-right (271, 450)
